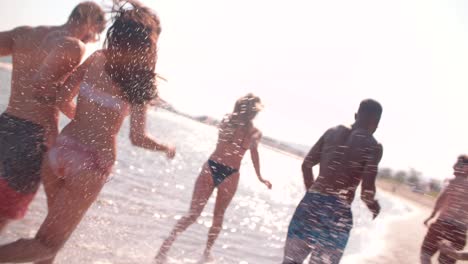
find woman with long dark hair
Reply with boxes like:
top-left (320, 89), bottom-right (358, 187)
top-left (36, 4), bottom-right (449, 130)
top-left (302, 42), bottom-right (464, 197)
top-left (155, 93), bottom-right (271, 263)
top-left (0, 1), bottom-right (174, 263)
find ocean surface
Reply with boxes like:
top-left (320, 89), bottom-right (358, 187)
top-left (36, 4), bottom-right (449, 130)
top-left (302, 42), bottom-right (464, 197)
top-left (0, 64), bottom-right (413, 263)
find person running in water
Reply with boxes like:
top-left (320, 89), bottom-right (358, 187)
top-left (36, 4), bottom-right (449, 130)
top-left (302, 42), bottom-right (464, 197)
top-left (0, 1), bottom-right (106, 231)
top-left (283, 99), bottom-right (383, 264)
top-left (155, 93), bottom-right (272, 263)
top-left (421, 155), bottom-right (468, 264)
top-left (0, 1), bottom-right (174, 263)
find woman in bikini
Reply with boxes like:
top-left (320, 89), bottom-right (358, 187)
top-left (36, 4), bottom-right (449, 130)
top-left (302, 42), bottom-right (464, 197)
top-left (155, 93), bottom-right (272, 263)
top-left (0, 1), bottom-right (175, 263)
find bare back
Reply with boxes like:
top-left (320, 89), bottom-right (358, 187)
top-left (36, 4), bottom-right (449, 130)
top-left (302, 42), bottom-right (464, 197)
top-left (311, 125), bottom-right (383, 203)
top-left (210, 115), bottom-right (260, 169)
top-left (4, 26), bottom-right (84, 145)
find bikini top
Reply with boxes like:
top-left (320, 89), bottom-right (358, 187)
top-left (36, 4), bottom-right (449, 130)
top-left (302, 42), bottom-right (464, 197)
top-left (80, 82), bottom-right (130, 114)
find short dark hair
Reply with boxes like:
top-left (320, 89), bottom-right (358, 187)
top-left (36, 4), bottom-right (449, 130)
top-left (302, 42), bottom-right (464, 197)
top-left (458, 155), bottom-right (468, 164)
top-left (357, 99), bottom-right (383, 118)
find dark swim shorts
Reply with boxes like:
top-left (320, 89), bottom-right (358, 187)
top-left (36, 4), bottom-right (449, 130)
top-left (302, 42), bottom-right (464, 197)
top-left (0, 113), bottom-right (47, 219)
top-left (287, 191), bottom-right (353, 252)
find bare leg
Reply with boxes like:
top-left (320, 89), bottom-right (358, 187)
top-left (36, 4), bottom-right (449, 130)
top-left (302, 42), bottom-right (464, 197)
top-left (282, 237), bottom-right (311, 264)
top-left (32, 161), bottom-right (61, 264)
top-left (202, 172), bottom-right (239, 259)
top-left (155, 163), bottom-right (215, 263)
top-left (308, 245), bottom-right (344, 264)
top-left (0, 159), bottom-right (107, 263)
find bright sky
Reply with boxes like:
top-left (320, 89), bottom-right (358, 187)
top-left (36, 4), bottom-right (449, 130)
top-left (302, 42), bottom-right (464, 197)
top-left (1, 0), bottom-right (467, 180)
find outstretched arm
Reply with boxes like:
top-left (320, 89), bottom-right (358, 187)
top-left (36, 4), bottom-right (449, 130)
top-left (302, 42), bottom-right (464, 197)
top-left (250, 131), bottom-right (271, 189)
top-left (302, 132), bottom-right (326, 190)
top-left (361, 143), bottom-right (383, 219)
top-left (129, 103), bottom-right (176, 158)
top-left (424, 183), bottom-right (450, 226)
top-left (33, 37), bottom-right (85, 103)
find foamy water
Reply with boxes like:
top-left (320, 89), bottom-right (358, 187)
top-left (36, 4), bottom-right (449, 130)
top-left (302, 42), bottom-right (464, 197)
top-left (0, 64), bottom-right (413, 263)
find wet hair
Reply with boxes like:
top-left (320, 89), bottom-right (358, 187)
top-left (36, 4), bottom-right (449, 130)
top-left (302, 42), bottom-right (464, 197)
top-left (458, 155), bottom-right (468, 164)
top-left (68, 2), bottom-right (105, 25)
top-left (232, 93), bottom-right (263, 123)
top-left (357, 99), bottom-right (383, 120)
top-left (104, 0), bottom-right (161, 105)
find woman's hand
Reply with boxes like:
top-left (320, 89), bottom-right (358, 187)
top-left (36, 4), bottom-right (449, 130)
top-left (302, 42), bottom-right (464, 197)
top-left (261, 179), bottom-right (272, 189)
top-left (164, 145), bottom-right (176, 159)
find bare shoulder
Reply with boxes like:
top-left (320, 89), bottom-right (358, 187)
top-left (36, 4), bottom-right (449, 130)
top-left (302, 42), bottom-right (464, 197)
top-left (41, 32), bottom-right (85, 56)
top-left (363, 133), bottom-right (382, 153)
top-left (11, 26), bottom-right (34, 35)
top-left (329, 124), bottom-right (350, 135)
top-left (53, 36), bottom-right (85, 54)
top-left (3, 26), bottom-right (33, 40)
top-left (321, 124), bottom-right (350, 141)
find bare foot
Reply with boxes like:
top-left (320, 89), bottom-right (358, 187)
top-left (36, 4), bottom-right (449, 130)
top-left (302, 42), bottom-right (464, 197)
top-left (154, 251), bottom-right (168, 264)
top-left (199, 252), bottom-right (214, 263)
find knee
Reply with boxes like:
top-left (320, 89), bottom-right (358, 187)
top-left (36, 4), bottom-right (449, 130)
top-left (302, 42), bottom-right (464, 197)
top-left (213, 213), bottom-right (225, 224)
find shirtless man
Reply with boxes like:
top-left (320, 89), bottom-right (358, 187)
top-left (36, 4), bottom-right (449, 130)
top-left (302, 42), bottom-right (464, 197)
top-left (0, 1), bottom-right (105, 231)
top-left (282, 99), bottom-right (383, 264)
top-left (420, 155), bottom-right (468, 264)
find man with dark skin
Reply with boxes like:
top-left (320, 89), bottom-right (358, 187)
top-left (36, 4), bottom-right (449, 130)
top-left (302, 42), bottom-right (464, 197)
top-left (282, 99), bottom-right (383, 264)
top-left (0, 1), bottom-right (106, 232)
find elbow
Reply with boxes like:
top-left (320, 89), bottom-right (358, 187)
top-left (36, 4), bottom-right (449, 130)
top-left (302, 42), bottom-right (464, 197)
top-left (130, 133), bottom-right (143, 147)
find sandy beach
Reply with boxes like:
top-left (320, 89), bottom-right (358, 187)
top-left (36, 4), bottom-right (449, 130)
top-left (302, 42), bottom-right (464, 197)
top-left (355, 180), bottom-right (468, 264)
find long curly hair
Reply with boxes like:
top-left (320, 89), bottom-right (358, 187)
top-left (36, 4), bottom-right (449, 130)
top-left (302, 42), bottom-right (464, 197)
top-left (104, 0), bottom-right (161, 105)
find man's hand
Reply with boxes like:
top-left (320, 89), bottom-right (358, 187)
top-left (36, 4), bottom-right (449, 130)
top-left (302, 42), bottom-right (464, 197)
top-left (367, 200), bottom-right (381, 220)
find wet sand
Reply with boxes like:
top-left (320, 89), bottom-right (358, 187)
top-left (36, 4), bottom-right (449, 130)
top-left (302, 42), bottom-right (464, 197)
top-left (356, 180), bottom-right (468, 264)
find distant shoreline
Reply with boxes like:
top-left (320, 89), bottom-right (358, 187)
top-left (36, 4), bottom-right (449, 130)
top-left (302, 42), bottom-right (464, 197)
top-left (377, 178), bottom-right (435, 208)
top-left (155, 103), bottom-right (310, 158)
top-left (0, 61), bottom-right (436, 210)
top-left (160, 107), bottom-right (438, 209)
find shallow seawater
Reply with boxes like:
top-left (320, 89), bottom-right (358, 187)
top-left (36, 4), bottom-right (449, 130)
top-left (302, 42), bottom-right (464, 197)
top-left (0, 68), bottom-right (412, 263)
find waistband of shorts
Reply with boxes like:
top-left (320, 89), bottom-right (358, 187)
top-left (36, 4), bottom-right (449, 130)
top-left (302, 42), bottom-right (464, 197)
top-left (1, 113), bottom-right (44, 130)
top-left (306, 190), bottom-right (351, 208)
top-left (438, 218), bottom-right (467, 229)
